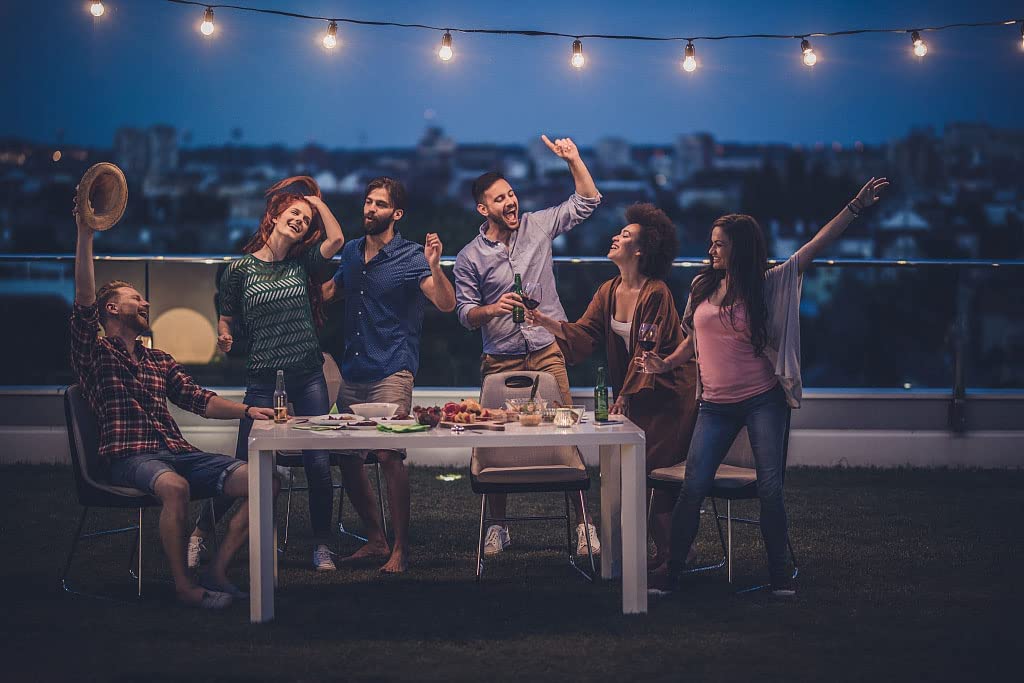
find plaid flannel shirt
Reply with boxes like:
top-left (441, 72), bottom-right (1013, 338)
top-left (70, 302), bottom-right (216, 462)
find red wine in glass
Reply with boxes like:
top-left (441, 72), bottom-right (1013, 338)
top-left (637, 339), bottom-right (657, 352)
top-left (637, 321), bottom-right (659, 373)
top-left (521, 282), bottom-right (543, 328)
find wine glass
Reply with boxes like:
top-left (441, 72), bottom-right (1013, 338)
top-left (636, 321), bottom-right (659, 373)
top-left (520, 281), bottom-right (543, 329)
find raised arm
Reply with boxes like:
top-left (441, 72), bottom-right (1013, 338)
top-left (419, 233), bottom-right (456, 313)
top-left (306, 195), bottom-right (345, 258)
top-left (541, 135), bottom-right (598, 199)
top-left (73, 200), bottom-right (96, 306)
top-left (795, 177), bottom-right (889, 273)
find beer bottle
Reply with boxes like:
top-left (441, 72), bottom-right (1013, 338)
top-left (512, 273), bottom-right (525, 324)
top-left (594, 366), bottom-right (609, 422)
top-left (273, 370), bottom-right (288, 424)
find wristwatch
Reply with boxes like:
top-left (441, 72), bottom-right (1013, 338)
top-left (243, 404), bottom-right (253, 419)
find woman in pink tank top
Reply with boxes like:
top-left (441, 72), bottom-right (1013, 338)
top-left (643, 177), bottom-right (889, 596)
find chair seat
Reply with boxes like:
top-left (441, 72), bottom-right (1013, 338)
top-left (470, 445), bottom-right (589, 492)
top-left (649, 462), bottom-right (757, 489)
top-left (475, 463), bottom-right (587, 485)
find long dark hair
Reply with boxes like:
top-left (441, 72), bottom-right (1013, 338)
top-left (684, 214), bottom-right (770, 357)
top-left (241, 176), bottom-right (326, 328)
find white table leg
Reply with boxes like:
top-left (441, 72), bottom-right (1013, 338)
top-left (599, 445), bottom-right (621, 579)
top-left (249, 448), bottom-right (275, 623)
top-left (620, 444), bottom-right (647, 614)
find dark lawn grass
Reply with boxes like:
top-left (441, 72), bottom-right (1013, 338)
top-left (0, 464), bottom-right (1021, 682)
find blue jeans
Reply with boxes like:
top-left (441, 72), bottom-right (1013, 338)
top-left (199, 368), bottom-right (334, 540)
top-left (668, 383), bottom-right (791, 582)
top-left (110, 450), bottom-right (242, 499)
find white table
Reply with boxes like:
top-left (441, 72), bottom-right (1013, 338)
top-left (247, 418), bottom-right (647, 623)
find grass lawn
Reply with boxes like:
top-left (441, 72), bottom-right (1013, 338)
top-left (0, 464), bottom-right (1021, 682)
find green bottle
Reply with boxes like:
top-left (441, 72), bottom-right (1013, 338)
top-left (594, 366), bottom-right (609, 422)
top-left (512, 273), bottom-right (525, 324)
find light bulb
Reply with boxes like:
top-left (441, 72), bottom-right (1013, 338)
top-left (911, 31), bottom-right (927, 57)
top-left (90, 2), bottom-right (105, 17)
top-left (682, 42), bottom-right (697, 72)
top-left (801, 39), bottom-right (817, 67)
top-left (323, 21), bottom-right (338, 49)
top-left (200, 7), bottom-right (215, 36)
top-left (571, 39), bottom-right (585, 69)
top-left (438, 31), bottom-right (453, 61)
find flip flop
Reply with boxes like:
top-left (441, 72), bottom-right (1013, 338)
top-left (199, 574), bottom-right (249, 600)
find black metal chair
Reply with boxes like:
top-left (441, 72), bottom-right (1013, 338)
top-left (62, 384), bottom-right (217, 599)
top-left (648, 414), bottom-right (798, 590)
top-left (470, 371), bottom-right (597, 582)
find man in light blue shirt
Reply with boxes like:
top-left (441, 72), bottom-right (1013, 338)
top-left (453, 134), bottom-right (602, 557)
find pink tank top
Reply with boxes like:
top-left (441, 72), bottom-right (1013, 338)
top-left (694, 299), bottom-right (777, 403)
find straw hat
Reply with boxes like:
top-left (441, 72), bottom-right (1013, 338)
top-left (76, 162), bottom-right (128, 231)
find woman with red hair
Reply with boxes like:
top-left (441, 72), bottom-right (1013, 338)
top-left (193, 176), bottom-right (346, 573)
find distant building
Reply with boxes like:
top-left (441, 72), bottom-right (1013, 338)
top-left (595, 137), bottom-right (633, 174)
top-left (674, 133), bottom-right (714, 183)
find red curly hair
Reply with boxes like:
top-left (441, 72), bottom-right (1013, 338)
top-left (241, 176), bottom-right (327, 328)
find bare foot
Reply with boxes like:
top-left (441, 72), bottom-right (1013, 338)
top-left (379, 549), bottom-right (408, 574)
top-left (340, 541), bottom-right (391, 565)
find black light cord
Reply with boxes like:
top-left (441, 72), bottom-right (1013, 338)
top-left (164, 1), bottom-right (1022, 45)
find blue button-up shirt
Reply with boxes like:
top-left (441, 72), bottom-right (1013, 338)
top-left (454, 192), bottom-right (601, 355)
top-left (332, 233), bottom-right (432, 383)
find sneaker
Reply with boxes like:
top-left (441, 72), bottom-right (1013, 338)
top-left (312, 544), bottom-right (337, 571)
top-left (187, 536), bottom-right (206, 570)
top-left (483, 525), bottom-right (511, 556)
top-left (770, 577), bottom-right (796, 597)
top-left (576, 523), bottom-right (601, 556)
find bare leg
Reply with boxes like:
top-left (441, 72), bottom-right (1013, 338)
top-left (377, 451), bottom-right (410, 573)
top-left (152, 472), bottom-right (207, 605)
top-left (339, 455), bottom-right (390, 561)
top-left (206, 465), bottom-right (277, 584)
top-left (489, 493), bottom-right (507, 529)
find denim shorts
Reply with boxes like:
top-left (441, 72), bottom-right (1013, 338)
top-left (109, 450), bottom-right (243, 499)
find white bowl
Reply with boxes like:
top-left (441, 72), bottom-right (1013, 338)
top-left (349, 402), bottom-right (400, 419)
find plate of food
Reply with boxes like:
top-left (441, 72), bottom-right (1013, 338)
top-left (310, 413), bottom-right (366, 426)
top-left (345, 419), bottom-right (381, 430)
top-left (377, 416), bottom-right (419, 427)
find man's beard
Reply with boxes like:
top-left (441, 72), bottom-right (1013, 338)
top-left (363, 215), bottom-right (391, 236)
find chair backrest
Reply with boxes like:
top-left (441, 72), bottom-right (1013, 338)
top-left (64, 385), bottom-right (112, 505)
top-left (474, 372), bottom-right (582, 472)
top-left (720, 410), bottom-right (793, 470)
top-left (479, 371), bottom-right (563, 409)
top-left (322, 352), bottom-right (342, 410)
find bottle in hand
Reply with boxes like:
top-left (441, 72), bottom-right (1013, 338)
top-left (512, 273), bottom-right (525, 324)
top-left (273, 369), bottom-right (288, 424)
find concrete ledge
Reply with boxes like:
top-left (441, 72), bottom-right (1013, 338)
top-left (9, 424), bottom-right (1023, 469)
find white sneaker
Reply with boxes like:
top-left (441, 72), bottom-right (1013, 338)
top-left (187, 536), bottom-right (206, 570)
top-left (576, 523), bottom-right (601, 556)
top-left (483, 525), bottom-right (511, 556)
top-left (312, 544), bottom-right (336, 571)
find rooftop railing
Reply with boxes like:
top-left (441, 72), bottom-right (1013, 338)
top-left (2, 256), bottom-right (1022, 423)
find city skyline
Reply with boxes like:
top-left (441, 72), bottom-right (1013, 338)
top-left (2, 0), bottom-right (1022, 149)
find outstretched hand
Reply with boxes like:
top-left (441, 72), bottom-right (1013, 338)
top-left (424, 232), bottom-right (443, 268)
top-left (72, 187), bottom-right (93, 235)
top-left (541, 135), bottom-right (580, 163)
top-left (853, 177), bottom-right (889, 209)
top-left (217, 333), bottom-right (233, 353)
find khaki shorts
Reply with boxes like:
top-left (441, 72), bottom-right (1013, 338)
top-left (480, 342), bottom-right (571, 405)
top-left (336, 370), bottom-right (414, 460)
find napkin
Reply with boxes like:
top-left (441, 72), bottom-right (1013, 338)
top-left (376, 424), bottom-right (430, 434)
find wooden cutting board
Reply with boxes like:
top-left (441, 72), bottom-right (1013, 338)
top-left (439, 420), bottom-right (506, 431)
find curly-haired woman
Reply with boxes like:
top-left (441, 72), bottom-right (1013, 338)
top-left (527, 203), bottom-right (698, 568)
top-left (193, 176), bottom-right (346, 572)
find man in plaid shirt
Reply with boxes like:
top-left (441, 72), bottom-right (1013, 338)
top-left (72, 201), bottom-right (277, 610)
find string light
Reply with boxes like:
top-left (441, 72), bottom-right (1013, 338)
top-left (438, 30), bottom-right (453, 61)
top-left (199, 6), bottom-right (215, 36)
top-left (800, 39), bottom-right (817, 67)
top-left (571, 38), bottom-right (585, 69)
top-left (90, 2), bottom-right (105, 17)
top-left (911, 30), bottom-right (928, 57)
top-left (682, 41), bottom-right (697, 72)
top-left (322, 20), bottom-right (338, 49)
